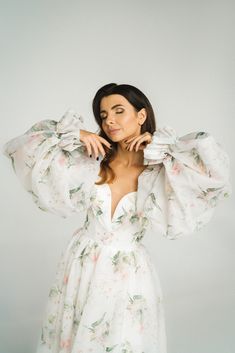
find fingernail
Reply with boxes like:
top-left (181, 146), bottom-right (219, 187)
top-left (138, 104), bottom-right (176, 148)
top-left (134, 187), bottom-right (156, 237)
top-left (89, 154), bottom-right (92, 158)
top-left (96, 156), bottom-right (99, 160)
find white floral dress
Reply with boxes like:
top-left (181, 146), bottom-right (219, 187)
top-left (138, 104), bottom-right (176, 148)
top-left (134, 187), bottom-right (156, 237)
top-left (3, 109), bottom-right (232, 353)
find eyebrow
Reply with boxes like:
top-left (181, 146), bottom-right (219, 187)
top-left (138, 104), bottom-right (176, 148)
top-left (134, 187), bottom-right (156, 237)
top-left (100, 104), bottom-right (124, 114)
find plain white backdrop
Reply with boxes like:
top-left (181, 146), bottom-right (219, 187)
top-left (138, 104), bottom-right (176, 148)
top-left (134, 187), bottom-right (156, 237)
top-left (0, 1), bottom-right (234, 352)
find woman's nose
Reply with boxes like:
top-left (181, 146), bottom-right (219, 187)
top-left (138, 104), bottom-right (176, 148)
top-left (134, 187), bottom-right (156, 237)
top-left (105, 116), bottom-right (116, 124)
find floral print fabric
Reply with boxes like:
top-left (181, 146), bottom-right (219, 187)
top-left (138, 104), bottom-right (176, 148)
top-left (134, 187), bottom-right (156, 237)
top-left (142, 125), bottom-right (232, 239)
top-left (3, 109), bottom-right (231, 353)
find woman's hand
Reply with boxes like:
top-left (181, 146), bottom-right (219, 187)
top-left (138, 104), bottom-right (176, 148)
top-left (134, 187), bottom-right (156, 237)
top-left (124, 132), bottom-right (153, 152)
top-left (80, 129), bottom-right (112, 160)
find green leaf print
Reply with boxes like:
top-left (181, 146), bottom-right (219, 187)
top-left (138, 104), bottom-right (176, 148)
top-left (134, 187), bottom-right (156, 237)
top-left (150, 193), bottom-right (162, 211)
top-left (64, 302), bottom-right (74, 311)
top-left (132, 229), bottom-right (145, 242)
top-left (112, 251), bottom-right (121, 266)
top-left (49, 286), bottom-right (62, 297)
top-left (195, 131), bottom-right (207, 139)
top-left (28, 120), bottom-right (57, 133)
top-left (129, 214), bottom-right (139, 223)
top-left (69, 184), bottom-right (83, 196)
top-left (127, 294), bottom-right (148, 326)
top-left (63, 150), bottom-right (78, 167)
top-left (28, 190), bottom-right (38, 199)
top-left (48, 314), bottom-right (56, 324)
top-left (91, 312), bottom-right (106, 328)
top-left (37, 136), bottom-right (49, 147)
top-left (97, 209), bottom-right (103, 216)
top-left (115, 213), bottom-right (126, 224)
top-left (78, 246), bottom-right (88, 266)
top-left (120, 340), bottom-right (134, 353)
top-left (77, 242), bottom-right (99, 266)
top-left (111, 251), bottom-right (140, 274)
top-left (191, 147), bottom-right (206, 170)
top-left (197, 187), bottom-right (225, 207)
top-left (73, 318), bottom-right (80, 327)
top-left (132, 294), bottom-right (143, 300)
top-left (84, 312), bottom-right (108, 337)
top-left (105, 344), bottom-right (119, 351)
top-left (9, 155), bottom-right (16, 172)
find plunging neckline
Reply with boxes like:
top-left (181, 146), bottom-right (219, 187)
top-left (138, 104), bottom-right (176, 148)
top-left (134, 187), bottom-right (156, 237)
top-left (95, 164), bottom-right (153, 223)
top-left (104, 183), bottom-right (137, 223)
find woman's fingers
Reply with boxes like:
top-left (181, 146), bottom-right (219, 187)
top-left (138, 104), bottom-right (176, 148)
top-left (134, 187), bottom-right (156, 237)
top-left (89, 138), bottom-right (100, 159)
top-left (93, 135), bottom-right (112, 158)
top-left (135, 133), bottom-right (152, 151)
top-left (83, 140), bottom-right (93, 158)
top-left (97, 135), bottom-right (112, 149)
top-left (83, 135), bottom-right (111, 159)
top-left (80, 131), bottom-right (112, 158)
top-left (127, 135), bottom-right (143, 151)
top-left (127, 133), bottom-right (152, 152)
top-left (135, 137), bottom-right (148, 151)
top-left (95, 140), bottom-right (106, 158)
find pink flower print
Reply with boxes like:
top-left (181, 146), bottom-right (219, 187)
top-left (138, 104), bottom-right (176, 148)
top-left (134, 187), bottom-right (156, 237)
top-left (171, 162), bottom-right (182, 175)
top-left (137, 211), bottom-right (144, 218)
top-left (100, 231), bottom-right (115, 245)
top-left (91, 253), bottom-right (99, 263)
top-left (60, 338), bottom-right (71, 348)
top-left (63, 275), bottom-right (68, 284)
top-left (58, 154), bottom-right (66, 166)
top-left (28, 134), bottom-right (41, 145)
top-left (121, 272), bottom-right (129, 280)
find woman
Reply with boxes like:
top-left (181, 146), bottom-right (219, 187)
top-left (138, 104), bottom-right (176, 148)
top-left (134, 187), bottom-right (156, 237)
top-left (3, 83), bottom-right (231, 353)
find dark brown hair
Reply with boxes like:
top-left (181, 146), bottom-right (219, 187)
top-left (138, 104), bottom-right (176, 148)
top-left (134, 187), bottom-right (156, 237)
top-left (92, 83), bottom-right (157, 185)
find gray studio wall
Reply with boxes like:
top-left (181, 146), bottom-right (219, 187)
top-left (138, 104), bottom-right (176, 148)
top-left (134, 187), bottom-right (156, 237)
top-left (0, 1), bottom-right (234, 353)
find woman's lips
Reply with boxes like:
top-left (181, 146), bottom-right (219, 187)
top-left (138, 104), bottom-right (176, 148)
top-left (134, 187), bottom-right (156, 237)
top-left (108, 129), bottom-right (120, 135)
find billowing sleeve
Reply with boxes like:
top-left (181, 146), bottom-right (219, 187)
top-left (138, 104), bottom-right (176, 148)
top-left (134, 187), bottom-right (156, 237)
top-left (2, 109), bottom-right (99, 218)
top-left (142, 126), bottom-right (232, 239)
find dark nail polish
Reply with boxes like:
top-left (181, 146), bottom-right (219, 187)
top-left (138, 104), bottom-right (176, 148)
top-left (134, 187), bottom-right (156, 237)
top-left (96, 157), bottom-right (99, 160)
top-left (89, 154), bottom-right (92, 158)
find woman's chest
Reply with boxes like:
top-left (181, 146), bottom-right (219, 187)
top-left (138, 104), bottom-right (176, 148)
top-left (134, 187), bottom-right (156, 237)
top-left (98, 165), bottom-right (147, 219)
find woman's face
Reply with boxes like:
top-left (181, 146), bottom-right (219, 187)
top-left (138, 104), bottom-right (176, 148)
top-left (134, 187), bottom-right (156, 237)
top-left (100, 94), bottom-right (146, 142)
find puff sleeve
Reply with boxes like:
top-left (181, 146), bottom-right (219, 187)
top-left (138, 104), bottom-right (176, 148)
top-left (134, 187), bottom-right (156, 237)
top-left (142, 126), bottom-right (232, 239)
top-left (2, 109), bottom-right (100, 218)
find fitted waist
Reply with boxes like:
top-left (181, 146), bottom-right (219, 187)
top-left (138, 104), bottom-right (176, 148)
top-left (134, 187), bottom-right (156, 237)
top-left (76, 223), bottom-right (144, 251)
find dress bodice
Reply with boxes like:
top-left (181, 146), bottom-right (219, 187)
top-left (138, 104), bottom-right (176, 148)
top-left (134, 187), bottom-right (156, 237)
top-left (78, 183), bottom-right (145, 251)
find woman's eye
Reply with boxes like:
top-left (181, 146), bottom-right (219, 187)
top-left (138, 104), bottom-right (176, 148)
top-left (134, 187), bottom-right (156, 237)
top-left (100, 110), bottom-right (123, 119)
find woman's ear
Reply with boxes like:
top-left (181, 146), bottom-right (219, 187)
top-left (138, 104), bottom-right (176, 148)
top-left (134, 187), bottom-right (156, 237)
top-left (138, 108), bottom-right (147, 125)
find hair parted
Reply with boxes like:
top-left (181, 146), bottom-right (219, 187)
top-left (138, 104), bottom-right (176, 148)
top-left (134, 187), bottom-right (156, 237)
top-left (92, 83), bottom-right (157, 185)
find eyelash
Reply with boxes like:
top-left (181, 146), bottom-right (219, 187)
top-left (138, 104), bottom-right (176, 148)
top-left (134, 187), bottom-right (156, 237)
top-left (100, 111), bottom-right (123, 120)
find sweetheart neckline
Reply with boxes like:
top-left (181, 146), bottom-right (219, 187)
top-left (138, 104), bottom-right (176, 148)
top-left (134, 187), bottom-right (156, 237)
top-left (104, 183), bottom-right (137, 223)
top-left (95, 165), bottom-right (153, 223)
